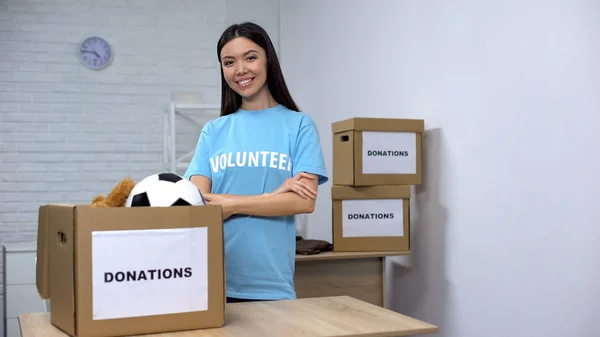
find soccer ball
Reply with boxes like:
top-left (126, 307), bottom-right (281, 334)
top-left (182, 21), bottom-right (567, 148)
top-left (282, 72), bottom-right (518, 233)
top-left (126, 172), bottom-right (205, 207)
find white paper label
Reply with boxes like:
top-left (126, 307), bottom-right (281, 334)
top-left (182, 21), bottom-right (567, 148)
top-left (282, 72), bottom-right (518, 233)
top-left (91, 227), bottom-right (209, 320)
top-left (361, 131), bottom-right (417, 174)
top-left (341, 199), bottom-right (404, 237)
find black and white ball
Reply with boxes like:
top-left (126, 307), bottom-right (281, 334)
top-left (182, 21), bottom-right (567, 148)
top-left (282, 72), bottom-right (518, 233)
top-left (126, 172), bottom-right (205, 207)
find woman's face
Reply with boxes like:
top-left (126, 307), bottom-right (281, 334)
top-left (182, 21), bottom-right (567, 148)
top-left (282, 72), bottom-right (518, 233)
top-left (220, 37), bottom-right (268, 99)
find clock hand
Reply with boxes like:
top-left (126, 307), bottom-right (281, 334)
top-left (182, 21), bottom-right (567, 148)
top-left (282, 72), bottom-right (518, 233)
top-left (81, 50), bottom-right (100, 58)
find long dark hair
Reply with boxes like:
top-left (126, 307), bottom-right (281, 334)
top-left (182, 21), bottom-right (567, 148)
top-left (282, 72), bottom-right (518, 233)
top-left (216, 22), bottom-right (300, 116)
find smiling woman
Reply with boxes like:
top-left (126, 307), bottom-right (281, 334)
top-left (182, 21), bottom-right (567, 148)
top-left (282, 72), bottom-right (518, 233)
top-left (183, 22), bottom-right (329, 304)
top-left (220, 41), bottom-right (265, 96)
top-left (215, 22), bottom-right (299, 116)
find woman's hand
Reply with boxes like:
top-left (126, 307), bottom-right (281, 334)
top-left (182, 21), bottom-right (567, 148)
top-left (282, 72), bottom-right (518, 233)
top-left (203, 193), bottom-right (237, 220)
top-left (272, 172), bottom-right (317, 199)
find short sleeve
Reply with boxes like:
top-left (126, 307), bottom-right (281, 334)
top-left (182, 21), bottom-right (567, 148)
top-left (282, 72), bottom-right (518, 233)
top-left (292, 115), bottom-right (329, 185)
top-left (183, 122), bottom-right (212, 181)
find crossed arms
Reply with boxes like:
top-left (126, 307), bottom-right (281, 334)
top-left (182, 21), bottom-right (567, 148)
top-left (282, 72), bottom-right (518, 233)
top-left (190, 173), bottom-right (318, 219)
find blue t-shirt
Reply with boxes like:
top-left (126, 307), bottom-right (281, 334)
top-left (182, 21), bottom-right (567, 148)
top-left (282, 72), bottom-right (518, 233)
top-left (183, 104), bottom-right (328, 300)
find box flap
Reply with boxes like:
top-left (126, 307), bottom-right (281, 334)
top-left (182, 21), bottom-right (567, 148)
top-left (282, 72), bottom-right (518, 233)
top-left (331, 185), bottom-right (411, 200)
top-left (36, 204), bottom-right (79, 300)
top-left (36, 205), bottom-right (49, 299)
top-left (332, 117), bottom-right (425, 133)
top-left (47, 204), bottom-right (77, 336)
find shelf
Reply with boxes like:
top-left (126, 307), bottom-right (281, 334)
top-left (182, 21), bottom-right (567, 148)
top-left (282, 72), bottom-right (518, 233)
top-left (163, 99), bottom-right (220, 173)
top-left (295, 250), bottom-right (410, 261)
top-left (176, 162), bottom-right (190, 170)
top-left (174, 103), bottom-right (220, 110)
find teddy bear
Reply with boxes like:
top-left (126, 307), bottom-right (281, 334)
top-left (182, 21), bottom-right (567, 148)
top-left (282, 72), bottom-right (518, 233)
top-left (91, 177), bottom-right (136, 208)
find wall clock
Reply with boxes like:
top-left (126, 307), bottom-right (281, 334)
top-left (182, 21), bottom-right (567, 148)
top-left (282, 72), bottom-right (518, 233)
top-left (78, 36), bottom-right (113, 71)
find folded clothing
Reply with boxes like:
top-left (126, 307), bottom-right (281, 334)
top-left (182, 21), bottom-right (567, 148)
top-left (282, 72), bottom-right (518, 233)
top-left (296, 239), bottom-right (333, 255)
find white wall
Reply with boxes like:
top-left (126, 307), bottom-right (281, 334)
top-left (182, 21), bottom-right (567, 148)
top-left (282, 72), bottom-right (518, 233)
top-left (227, 0), bottom-right (280, 55)
top-left (280, 0), bottom-right (600, 336)
top-left (1, 0), bottom-right (223, 243)
top-left (0, 1), bottom-right (278, 335)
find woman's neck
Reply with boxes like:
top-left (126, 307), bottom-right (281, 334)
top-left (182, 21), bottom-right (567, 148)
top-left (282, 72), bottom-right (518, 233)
top-left (240, 87), bottom-right (278, 111)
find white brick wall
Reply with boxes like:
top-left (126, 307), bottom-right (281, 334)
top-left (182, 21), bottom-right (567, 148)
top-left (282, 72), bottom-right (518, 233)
top-left (0, 0), bottom-right (280, 333)
top-left (0, 0), bottom-right (228, 242)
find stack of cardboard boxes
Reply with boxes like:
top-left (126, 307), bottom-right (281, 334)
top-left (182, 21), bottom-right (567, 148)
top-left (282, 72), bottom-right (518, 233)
top-left (330, 117), bottom-right (425, 253)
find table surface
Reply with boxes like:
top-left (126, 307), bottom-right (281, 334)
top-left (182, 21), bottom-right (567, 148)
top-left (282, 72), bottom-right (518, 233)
top-left (19, 296), bottom-right (437, 337)
top-left (295, 250), bottom-right (409, 261)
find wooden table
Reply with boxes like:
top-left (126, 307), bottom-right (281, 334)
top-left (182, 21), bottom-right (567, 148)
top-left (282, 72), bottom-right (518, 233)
top-left (294, 251), bottom-right (408, 307)
top-left (19, 296), bottom-right (437, 337)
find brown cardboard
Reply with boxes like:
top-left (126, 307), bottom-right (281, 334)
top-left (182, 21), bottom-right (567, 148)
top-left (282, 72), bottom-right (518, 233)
top-left (36, 205), bottom-right (50, 299)
top-left (331, 185), bottom-right (411, 252)
top-left (38, 204), bottom-right (225, 337)
top-left (332, 117), bottom-right (424, 186)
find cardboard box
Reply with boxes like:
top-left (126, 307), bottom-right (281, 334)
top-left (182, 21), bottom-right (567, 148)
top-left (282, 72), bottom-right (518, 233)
top-left (36, 205), bottom-right (50, 299)
top-left (332, 117), bottom-right (424, 186)
top-left (36, 204), bottom-right (225, 337)
top-left (331, 185), bottom-right (410, 252)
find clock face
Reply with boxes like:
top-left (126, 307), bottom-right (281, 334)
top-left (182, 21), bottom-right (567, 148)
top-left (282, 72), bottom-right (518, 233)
top-left (78, 37), bottom-right (113, 70)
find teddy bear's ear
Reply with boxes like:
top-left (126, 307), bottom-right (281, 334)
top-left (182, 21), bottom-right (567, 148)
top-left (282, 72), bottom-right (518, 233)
top-left (91, 195), bottom-right (108, 208)
top-left (102, 177), bottom-right (136, 208)
top-left (96, 201), bottom-right (111, 208)
top-left (91, 195), bottom-right (104, 203)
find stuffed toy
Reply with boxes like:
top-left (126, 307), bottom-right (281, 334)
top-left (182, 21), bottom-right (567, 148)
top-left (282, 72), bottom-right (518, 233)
top-left (91, 177), bottom-right (136, 208)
